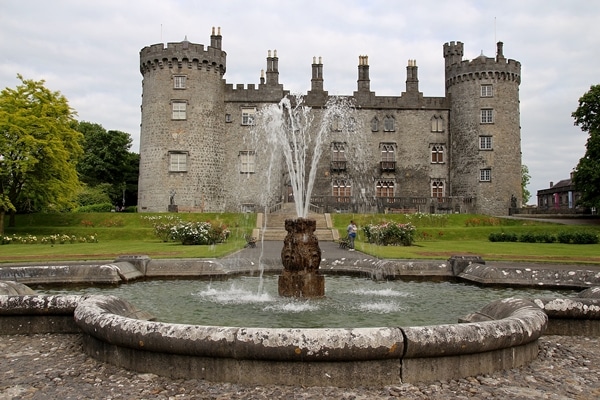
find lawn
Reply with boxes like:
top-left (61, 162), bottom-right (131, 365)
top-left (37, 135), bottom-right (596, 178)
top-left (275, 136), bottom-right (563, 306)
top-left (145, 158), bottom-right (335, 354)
top-left (1, 212), bottom-right (599, 265)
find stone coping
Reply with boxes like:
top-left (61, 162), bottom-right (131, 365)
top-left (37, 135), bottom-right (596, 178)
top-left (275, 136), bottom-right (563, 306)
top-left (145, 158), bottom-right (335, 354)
top-left (0, 290), bottom-right (551, 386)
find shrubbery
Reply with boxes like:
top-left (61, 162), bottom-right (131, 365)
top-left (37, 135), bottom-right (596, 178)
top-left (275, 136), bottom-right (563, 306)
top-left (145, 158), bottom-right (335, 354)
top-left (489, 230), bottom-right (598, 244)
top-left (1, 234), bottom-right (98, 245)
top-left (363, 221), bottom-right (416, 246)
top-left (142, 216), bottom-right (230, 245)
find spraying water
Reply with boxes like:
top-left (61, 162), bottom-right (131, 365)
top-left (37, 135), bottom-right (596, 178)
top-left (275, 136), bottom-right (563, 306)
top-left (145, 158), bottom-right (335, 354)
top-left (252, 94), bottom-right (362, 218)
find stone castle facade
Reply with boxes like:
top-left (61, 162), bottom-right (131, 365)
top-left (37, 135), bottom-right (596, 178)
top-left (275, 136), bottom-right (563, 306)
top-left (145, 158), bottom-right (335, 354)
top-left (138, 27), bottom-right (522, 216)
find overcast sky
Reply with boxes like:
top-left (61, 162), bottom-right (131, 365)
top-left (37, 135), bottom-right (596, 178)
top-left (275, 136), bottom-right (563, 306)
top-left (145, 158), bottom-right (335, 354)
top-left (1, 0), bottom-right (598, 204)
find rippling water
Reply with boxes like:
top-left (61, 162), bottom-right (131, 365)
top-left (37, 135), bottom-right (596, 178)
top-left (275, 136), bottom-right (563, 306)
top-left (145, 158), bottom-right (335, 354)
top-left (39, 275), bottom-right (570, 328)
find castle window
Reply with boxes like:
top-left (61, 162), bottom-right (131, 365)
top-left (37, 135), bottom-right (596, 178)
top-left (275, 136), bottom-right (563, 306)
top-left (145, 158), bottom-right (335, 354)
top-left (380, 143), bottom-right (396, 172)
top-left (172, 101), bottom-right (187, 120)
top-left (480, 169), bottom-right (492, 182)
top-left (383, 115), bottom-right (395, 132)
top-left (431, 180), bottom-right (445, 198)
top-left (169, 152), bottom-right (187, 172)
top-left (241, 107), bottom-right (256, 126)
top-left (480, 109), bottom-right (494, 124)
top-left (376, 180), bottom-right (394, 199)
top-left (173, 75), bottom-right (186, 89)
top-left (331, 142), bottom-right (347, 171)
top-left (481, 84), bottom-right (493, 97)
top-left (239, 150), bottom-right (256, 174)
top-left (371, 117), bottom-right (379, 132)
top-left (479, 136), bottom-right (493, 150)
top-left (431, 115), bottom-right (444, 132)
top-left (331, 115), bottom-right (342, 132)
top-left (225, 114), bottom-right (232, 123)
top-left (431, 144), bottom-right (445, 163)
top-left (332, 179), bottom-right (351, 202)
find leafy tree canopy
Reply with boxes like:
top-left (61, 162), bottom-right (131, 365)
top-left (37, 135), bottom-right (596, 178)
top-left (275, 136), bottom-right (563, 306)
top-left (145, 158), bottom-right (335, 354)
top-left (75, 121), bottom-right (138, 208)
top-left (572, 84), bottom-right (600, 209)
top-left (0, 75), bottom-right (83, 231)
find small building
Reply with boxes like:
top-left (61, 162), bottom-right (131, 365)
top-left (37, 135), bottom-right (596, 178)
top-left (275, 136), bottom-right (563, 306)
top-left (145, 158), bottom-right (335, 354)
top-left (536, 175), bottom-right (582, 213)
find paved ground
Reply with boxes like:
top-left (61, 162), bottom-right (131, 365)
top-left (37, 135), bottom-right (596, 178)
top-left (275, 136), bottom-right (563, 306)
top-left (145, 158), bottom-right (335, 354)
top-left (2, 333), bottom-right (600, 399)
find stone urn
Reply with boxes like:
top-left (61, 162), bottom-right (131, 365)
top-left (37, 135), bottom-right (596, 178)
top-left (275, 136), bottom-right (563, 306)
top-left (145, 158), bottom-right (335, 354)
top-left (278, 218), bottom-right (324, 298)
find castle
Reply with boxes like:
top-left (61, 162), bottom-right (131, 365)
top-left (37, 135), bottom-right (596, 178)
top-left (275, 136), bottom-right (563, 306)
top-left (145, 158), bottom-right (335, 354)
top-left (138, 27), bottom-right (522, 216)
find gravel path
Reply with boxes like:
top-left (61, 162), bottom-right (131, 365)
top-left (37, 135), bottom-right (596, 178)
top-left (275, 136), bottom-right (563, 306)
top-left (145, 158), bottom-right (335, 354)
top-left (2, 334), bottom-right (599, 399)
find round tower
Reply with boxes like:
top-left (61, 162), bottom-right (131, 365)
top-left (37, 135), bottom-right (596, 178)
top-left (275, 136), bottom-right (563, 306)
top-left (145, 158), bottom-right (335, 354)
top-left (444, 41), bottom-right (521, 215)
top-left (138, 27), bottom-right (227, 212)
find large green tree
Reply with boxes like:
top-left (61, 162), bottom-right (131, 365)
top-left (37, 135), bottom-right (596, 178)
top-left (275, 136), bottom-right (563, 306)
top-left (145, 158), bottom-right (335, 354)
top-left (75, 121), bottom-right (138, 208)
top-left (572, 84), bottom-right (600, 209)
top-left (0, 75), bottom-right (82, 233)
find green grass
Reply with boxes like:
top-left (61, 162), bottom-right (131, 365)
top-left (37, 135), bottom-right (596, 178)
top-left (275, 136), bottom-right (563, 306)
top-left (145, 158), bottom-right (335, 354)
top-left (1, 212), bottom-right (256, 263)
top-left (1, 212), bottom-right (599, 265)
top-left (332, 213), bottom-right (600, 265)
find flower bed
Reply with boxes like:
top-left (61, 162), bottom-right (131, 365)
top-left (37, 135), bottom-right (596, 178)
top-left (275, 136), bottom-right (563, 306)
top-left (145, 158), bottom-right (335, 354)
top-left (363, 221), bottom-right (416, 246)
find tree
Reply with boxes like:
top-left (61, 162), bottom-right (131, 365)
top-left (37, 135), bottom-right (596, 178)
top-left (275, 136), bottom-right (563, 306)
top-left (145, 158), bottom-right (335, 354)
top-left (572, 84), bottom-right (600, 209)
top-left (0, 75), bottom-right (83, 232)
top-left (75, 121), bottom-right (138, 209)
top-left (521, 165), bottom-right (531, 205)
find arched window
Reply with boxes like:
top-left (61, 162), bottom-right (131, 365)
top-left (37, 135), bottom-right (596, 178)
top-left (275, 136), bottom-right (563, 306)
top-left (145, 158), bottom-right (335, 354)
top-left (376, 180), bottom-right (395, 199)
top-left (431, 115), bottom-right (444, 132)
top-left (431, 144), bottom-right (445, 163)
top-left (431, 180), bottom-right (444, 198)
top-left (371, 117), bottom-right (379, 132)
top-left (332, 179), bottom-right (351, 202)
top-left (383, 115), bottom-right (395, 132)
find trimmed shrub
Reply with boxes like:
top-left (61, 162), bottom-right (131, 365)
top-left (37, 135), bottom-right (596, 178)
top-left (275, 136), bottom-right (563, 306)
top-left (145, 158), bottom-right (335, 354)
top-left (363, 221), bottom-right (416, 246)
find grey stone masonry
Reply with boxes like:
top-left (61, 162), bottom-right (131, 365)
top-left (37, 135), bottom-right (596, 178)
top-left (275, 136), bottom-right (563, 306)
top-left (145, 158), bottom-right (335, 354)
top-left (138, 28), bottom-right (522, 215)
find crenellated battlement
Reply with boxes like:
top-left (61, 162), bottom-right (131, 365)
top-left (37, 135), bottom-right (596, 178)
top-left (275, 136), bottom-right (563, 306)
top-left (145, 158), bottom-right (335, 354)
top-left (444, 42), bottom-right (521, 88)
top-left (140, 37), bottom-right (226, 75)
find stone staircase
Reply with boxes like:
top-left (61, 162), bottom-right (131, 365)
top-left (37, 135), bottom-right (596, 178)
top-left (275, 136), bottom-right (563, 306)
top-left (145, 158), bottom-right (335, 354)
top-left (257, 203), bottom-right (337, 242)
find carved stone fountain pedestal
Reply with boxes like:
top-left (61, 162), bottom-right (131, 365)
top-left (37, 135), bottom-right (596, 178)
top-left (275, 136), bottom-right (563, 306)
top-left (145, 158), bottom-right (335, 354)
top-left (278, 218), bottom-right (324, 298)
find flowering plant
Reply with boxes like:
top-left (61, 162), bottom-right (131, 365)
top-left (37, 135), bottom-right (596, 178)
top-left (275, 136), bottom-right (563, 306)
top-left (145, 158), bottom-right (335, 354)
top-left (363, 221), bottom-right (416, 246)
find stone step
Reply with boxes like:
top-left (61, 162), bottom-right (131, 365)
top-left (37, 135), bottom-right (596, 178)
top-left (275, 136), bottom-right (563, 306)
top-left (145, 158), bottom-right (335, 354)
top-left (260, 228), bottom-right (335, 242)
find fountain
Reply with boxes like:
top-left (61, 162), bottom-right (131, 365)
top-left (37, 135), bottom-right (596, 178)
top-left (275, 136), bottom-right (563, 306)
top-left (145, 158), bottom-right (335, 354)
top-left (252, 95), bottom-right (362, 298)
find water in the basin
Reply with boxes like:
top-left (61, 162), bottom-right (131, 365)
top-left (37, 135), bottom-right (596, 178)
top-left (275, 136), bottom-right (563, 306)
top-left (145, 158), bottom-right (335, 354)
top-left (39, 275), bottom-right (569, 328)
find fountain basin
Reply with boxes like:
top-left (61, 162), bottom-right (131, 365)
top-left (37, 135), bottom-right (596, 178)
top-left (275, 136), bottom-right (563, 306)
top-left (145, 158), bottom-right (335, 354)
top-left (0, 292), bottom-right (547, 386)
top-left (2, 252), bottom-right (600, 386)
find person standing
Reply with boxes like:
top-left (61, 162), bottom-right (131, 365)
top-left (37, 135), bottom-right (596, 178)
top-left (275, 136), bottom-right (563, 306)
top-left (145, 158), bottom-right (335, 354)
top-left (347, 220), bottom-right (357, 251)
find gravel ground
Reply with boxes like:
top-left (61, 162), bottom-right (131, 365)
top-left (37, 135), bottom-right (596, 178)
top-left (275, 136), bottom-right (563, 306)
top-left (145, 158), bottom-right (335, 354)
top-left (2, 334), bottom-right (600, 399)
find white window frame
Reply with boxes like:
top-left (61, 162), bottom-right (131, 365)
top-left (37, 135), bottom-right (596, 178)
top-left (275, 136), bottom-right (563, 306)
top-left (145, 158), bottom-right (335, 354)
top-left (481, 84), bottom-right (493, 97)
top-left (380, 143), bottom-right (395, 162)
top-left (431, 144), bottom-right (445, 163)
top-left (241, 107), bottom-right (256, 126)
top-left (173, 75), bottom-right (186, 89)
top-left (431, 180), bottom-right (445, 197)
top-left (480, 169), bottom-right (491, 182)
top-left (479, 136), bottom-right (493, 150)
top-left (376, 180), bottom-right (394, 199)
top-left (332, 179), bottom-right (352, 201)
top-left (172, 101), bottom-right (187, 120)
top-left (169, 152), bottom-right (187, 172)
top-left (332, 142), bottom-right (346, 161)
top-left (239, 150), bottom-right (256, 174)
top-left (480, 109), bottom-right (494, 124)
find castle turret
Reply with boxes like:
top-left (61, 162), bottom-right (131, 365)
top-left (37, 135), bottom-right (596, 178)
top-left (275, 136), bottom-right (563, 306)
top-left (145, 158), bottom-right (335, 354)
top-left (444, 41), bottom-right (522, 215)
top-left (138, 27), bottom-right (227, 212)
